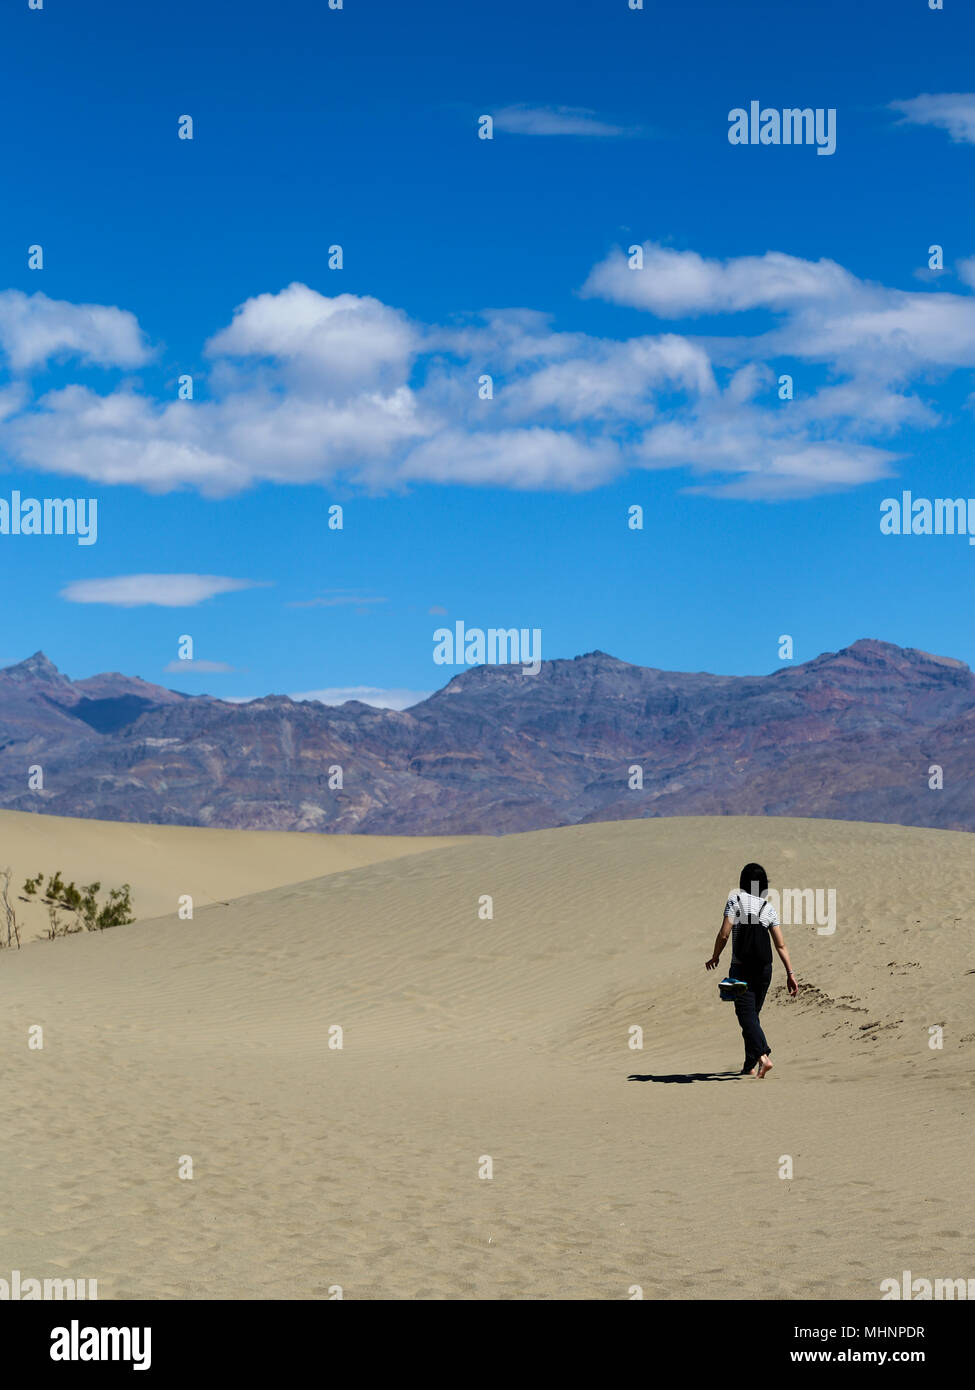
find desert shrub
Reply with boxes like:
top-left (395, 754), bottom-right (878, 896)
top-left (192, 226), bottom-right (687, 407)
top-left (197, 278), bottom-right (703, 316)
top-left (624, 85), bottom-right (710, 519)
top-left (21, 871), bottom-right (135, 939)
top-left (0, 867), bottom-right (20, 948)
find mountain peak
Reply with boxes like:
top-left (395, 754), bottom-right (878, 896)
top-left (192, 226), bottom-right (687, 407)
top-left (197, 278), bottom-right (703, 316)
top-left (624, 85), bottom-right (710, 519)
top-left (833, 639), bottom-right (969, 671)
top-left (2, 651), bottom-right (65, 682)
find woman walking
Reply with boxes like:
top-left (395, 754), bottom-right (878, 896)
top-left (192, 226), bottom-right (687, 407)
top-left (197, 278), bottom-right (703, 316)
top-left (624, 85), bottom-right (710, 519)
top-left (705, 862), bottom-right (798, 1077)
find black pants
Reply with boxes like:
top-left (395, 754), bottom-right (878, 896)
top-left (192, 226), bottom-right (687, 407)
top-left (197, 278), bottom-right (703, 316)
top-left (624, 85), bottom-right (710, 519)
top-left (730, 962), bottom-right (773, 1068)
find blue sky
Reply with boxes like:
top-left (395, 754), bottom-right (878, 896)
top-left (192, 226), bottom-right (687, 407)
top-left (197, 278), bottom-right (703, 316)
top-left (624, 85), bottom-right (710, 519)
top-left (2, 0), bottom-right (975, 704)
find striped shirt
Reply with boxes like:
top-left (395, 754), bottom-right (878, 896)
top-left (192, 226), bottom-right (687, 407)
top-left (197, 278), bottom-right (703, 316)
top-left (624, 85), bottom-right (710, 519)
top-left (724, 890), bottom-right (779, 964)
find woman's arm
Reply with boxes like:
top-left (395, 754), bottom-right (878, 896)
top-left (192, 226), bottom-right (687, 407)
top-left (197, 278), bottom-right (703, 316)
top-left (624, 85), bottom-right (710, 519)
top-left (705, 915), bottom-right (734, 970)
top-left (769, 923), bottom-right (799, 996)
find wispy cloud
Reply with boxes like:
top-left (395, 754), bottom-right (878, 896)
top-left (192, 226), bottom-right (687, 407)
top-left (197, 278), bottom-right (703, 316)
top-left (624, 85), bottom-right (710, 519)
top-left (889, 93), bottom-right (975, 144)
top-left (581, 244), bottom-right (854, 317)
top-left (61, 574), bottom-right (265, 607)
top-left (290, 686), bottom-right (431, 710)
top-left (163, 659), bottom-right (237, 673)
top-left (492, 104), bottom-right (635, 137)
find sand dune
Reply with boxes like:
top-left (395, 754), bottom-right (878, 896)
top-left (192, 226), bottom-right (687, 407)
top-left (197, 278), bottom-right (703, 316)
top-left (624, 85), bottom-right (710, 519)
top-left (0, 808), bottom-right (466, 941)
top-left (1, 814), bottom-right (971, 1299)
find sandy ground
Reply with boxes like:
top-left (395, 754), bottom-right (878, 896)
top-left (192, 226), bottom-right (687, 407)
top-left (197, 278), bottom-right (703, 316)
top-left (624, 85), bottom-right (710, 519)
top-left (1, 813), bottom-right (971, 1300)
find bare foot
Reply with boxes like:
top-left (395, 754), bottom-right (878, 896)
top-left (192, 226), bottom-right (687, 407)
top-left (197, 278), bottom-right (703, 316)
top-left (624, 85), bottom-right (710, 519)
top-left (757, 1055), bottom-right (773, 1079)
top-left (742, 1066), bottom-right (757, 1076)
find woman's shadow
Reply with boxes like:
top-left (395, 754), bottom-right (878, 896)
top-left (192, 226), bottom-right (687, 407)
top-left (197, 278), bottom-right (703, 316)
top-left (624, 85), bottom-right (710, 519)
top-left (627, 1071), bottom-right (742, 1083)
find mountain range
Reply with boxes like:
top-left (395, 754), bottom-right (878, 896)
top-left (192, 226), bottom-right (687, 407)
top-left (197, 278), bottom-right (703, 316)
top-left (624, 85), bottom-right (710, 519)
top-left (1, 640), bottom-right (973, 834)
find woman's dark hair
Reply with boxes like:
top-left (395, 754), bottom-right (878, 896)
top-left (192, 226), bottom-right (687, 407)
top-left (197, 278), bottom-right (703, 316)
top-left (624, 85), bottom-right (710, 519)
top-left (739, 862), bottom-right (769, 896)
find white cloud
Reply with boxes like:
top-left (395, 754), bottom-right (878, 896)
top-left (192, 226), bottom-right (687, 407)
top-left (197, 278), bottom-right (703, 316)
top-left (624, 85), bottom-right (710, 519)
top-left (205, 283), bottom-right (416, 392)
top-left (60, 574), bottom-right (264, 607)
top-left (0, 381), bottom-right (27, 420)
top-left (6, 380), bottom-right (431, 496)
top-left (687, 450), bottom-right (893, 500)
top-left (396, 427), bottom-right (622, 489)
top-left (427, 309), bottom-right (592, 369)
top-left (499, 335), bottom-right (715, 422)
top-left (290, 686), bottom-right (431, 710)
top-left (890, 93), bottom-right (975, 144)
top-left (0, 254), bottom-right (971, 504)
top-left (645, 427), bottom-right (896, 499)
top-left (0, 290), bottom-right (150, 371)
top-left (794, 380), bottom-right (937, 433)
top-left (0, 286), bottom-right (433, 496)
top-left (492, 105), bottom-right (632, 137)
top-left (583, 240), bottom-right (975, 381)
top-left (582, 244), bottom-right (855, 316)
top-left (780, 291), bottom-right (975, 374)
top-left (630, 358), bottom-right (905, 496)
